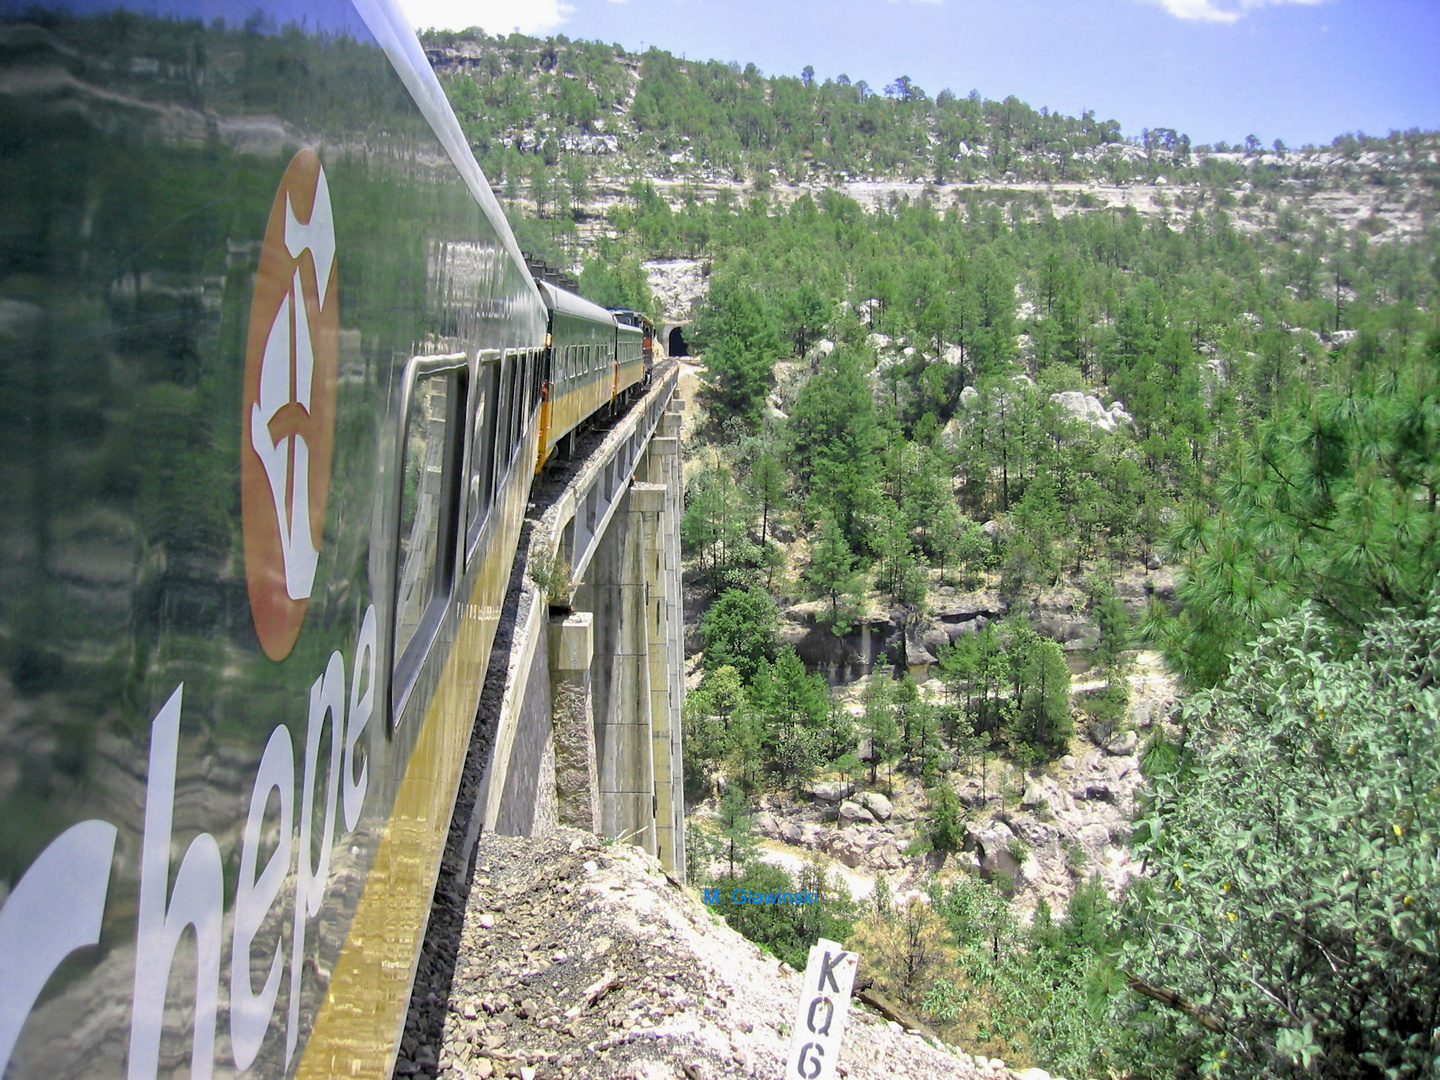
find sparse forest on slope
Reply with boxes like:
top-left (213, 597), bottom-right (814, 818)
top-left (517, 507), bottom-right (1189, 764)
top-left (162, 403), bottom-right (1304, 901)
top-left (426, 31), bottom-right (1440, 1079)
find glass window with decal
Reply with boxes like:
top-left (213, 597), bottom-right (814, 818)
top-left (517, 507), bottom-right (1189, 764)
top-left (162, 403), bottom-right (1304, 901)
top-left (393, 360), bottom-right (465, 701)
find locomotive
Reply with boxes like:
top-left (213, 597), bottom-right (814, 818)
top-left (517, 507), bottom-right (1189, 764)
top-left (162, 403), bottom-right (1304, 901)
top-left (0, 1), bottom-right (652, 1077)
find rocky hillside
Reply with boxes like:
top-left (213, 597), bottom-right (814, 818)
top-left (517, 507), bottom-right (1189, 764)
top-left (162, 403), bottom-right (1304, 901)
top-left (422, 30), bottom-right (1439, 322)
top-left (399, 827), bottom-right (1058, 1080)
top-left (688, 646), bottom-right (1179, 915)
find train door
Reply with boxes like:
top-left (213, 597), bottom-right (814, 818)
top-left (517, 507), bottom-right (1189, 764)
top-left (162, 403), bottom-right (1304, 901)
top-left (391, 355), bottom-right (468, 721)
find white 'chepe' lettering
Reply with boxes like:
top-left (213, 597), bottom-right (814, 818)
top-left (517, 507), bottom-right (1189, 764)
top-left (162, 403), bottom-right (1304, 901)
top-left (0, 602), bottom-right (379, 1075)
top-left (0, 820), bottom-right (117, 1075)
top-left (129, 685), bottom-right (225, 1080)
top-left (231, 724), bottom-right (295, 1070)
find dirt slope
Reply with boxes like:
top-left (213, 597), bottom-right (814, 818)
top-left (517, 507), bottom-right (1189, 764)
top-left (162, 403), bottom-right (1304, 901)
top-left (398, 827), bottom-right (1022, 1080)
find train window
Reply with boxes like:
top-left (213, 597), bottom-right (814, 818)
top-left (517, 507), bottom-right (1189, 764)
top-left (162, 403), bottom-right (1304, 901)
top-left (508, 351), bottom-right (523, 450)
top-left (529, 351), bottom-right (541, 426)
top-left (466, 352), bottom-right (501, 561)
top-left (393, 358), bottom-right (466, 712)
top-left (515, 351), bottom-right (528, 439)
top-left (494, 351), bottom-right (514, 488)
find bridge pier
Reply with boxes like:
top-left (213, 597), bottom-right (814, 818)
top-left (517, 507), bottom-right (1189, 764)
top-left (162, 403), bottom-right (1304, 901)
top-left (549, 613), bottom-right (599, 831)
top-left (477, 368), bottom-right (686, 879)
top-left (580, 481), bottom-right (661, 854)
top-left (645, 415), bottom-right (685, 880)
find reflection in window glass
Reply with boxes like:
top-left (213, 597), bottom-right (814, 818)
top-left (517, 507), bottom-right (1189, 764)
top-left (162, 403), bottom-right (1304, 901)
top-left (467, 363), bottom-right (496, 547)
top-left (497, 354), bottom-right (513, 474)
top-left (509, 354), bottom-right (523, 447)
top-left (395, 372), bottom-right (453, 666)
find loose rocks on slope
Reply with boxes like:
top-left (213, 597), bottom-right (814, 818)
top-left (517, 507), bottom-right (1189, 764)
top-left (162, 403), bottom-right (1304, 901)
top-left (397, 827), bottom-right (1007, 1080)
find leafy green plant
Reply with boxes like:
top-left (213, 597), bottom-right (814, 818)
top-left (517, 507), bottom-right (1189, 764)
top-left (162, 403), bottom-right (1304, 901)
top-left (527, 546), bottom-right (574, 606)
top-left (1116, 602), bottom-right (1440, 1079)
top-left (908, 778), bottom-right (965, 855)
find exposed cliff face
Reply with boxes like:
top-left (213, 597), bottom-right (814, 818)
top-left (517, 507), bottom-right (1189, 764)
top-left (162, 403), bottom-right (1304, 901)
top-left (643, 260), bottom-right (708, 324)
top-left (398, 827), bottom-right (1024, 1080)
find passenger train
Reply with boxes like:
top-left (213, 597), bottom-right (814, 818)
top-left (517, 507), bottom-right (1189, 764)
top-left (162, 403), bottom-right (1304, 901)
top-left (0, 1), bottom-right (654, 1077)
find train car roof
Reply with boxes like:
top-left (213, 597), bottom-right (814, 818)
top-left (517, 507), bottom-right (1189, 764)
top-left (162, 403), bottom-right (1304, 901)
top-left (609, 308), bottom-right (652, 327)
top-left (537, 280), bottom-right (620, 326)
top-left (353, 0), bottom-right (544, 317)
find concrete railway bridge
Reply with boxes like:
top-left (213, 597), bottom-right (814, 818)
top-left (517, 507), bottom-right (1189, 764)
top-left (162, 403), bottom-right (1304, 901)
top-left (474, 362), bottom-right (687, 880)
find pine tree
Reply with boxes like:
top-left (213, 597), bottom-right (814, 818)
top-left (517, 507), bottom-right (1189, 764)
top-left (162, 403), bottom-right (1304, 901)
top-left (695, 276), bottom-right (783, 424)
top-left (790, 346), bottom-right (883, 550)
top-left (748, 649), bottom-right (830, 789)
top-left (716, 785), bottom-right (757, 879)
top-left (860, 677), bottom-right (899, 787)
top-left (698, 587), bottom-right (778, 679)
top-left (747, 451), bottom-right (786, 545)
top-left (682, 665), bottom-right (746, 792)
top-left (1161, 344), bottom-right (1440, 686)
top-left (681, 465), bottom-right (760, 594)
top-left (804, 516), bottom-right (864, 634)
top-left (1019, 637), bottom-right (1073, 754)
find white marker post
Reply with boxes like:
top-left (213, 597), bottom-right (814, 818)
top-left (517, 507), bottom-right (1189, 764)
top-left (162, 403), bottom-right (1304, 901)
top-left (783, 938), bottom-right (859, 1080)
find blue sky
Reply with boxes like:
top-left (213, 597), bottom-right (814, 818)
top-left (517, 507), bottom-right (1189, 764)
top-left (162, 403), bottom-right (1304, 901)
top-left (398, 0), bottom-right (1439, 148)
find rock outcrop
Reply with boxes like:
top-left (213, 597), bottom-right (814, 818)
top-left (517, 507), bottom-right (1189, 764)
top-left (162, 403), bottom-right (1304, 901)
top-left (1048, 391), bottom-right (1133, 433)
top-left (741, 653), bottom-right (1181, 910)
top-left (643, 258), bottom-right (708, 322)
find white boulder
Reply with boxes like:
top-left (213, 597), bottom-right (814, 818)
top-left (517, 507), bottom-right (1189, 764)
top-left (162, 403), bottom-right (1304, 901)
top-left (1049, 390), bottom-right (1133, 433)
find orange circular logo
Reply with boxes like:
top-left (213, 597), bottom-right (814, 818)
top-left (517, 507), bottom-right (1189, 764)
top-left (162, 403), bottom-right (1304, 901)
top-left (242, 150), bottom-right (339, 661)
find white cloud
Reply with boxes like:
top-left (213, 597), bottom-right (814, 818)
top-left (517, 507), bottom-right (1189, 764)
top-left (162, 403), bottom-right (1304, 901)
top-left (397, 0), bottom-right (573, 33)
top-left (1144, 0), bottom-right (1325, 23)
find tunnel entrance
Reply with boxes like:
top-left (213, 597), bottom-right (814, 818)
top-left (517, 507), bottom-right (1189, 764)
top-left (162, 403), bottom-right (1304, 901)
top-left (667, 327), bottom-right (688, 358)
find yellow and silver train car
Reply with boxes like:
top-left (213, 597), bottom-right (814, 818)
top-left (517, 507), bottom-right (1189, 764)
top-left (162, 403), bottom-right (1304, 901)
top-left (535, 282), bottom-right (648, 470)
top-left (0, 0), bottom-right (641, 1078)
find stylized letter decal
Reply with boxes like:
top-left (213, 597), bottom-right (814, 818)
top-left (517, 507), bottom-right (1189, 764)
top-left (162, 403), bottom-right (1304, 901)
top-left (0, 820), bottom-right (117, 1075)
top-left (231, 724), bottom-right (295, 1070)
top-left (129, 685), bottom-right (225, 1080)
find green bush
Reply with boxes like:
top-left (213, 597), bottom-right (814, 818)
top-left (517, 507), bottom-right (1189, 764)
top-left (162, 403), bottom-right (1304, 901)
top-left (710, 860), bottom-right (856, 971)
top-left (1116, 602), bottom-right (1440, 1078)
top-left (698, 586), bottom-right (778, 679)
